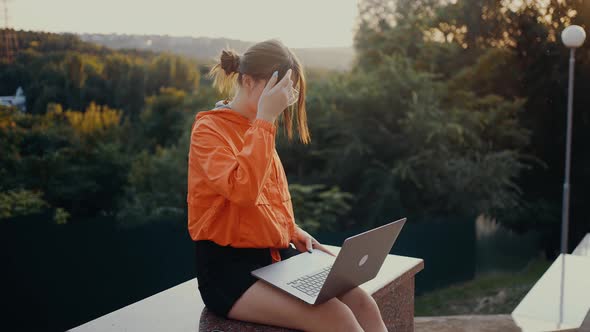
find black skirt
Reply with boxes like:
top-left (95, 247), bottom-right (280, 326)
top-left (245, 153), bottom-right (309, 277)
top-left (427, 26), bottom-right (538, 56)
top-left (194, 240), bottom-right (302, 318)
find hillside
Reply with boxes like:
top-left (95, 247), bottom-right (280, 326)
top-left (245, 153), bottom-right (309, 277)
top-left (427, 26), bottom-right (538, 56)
top-left (79, 33), bottom-right (354, 71)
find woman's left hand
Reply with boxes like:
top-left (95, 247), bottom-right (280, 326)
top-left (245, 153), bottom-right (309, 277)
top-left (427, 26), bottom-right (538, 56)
top-left (291, 225), bottom-right (336, 257)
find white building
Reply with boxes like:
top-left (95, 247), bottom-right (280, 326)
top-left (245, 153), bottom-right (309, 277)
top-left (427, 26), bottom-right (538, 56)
top-left (0, 87), bottom-right (26, 112)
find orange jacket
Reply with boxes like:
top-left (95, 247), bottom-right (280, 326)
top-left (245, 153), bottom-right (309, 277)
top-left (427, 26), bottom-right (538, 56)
top-left (187, 108), bottom-right (297, 263)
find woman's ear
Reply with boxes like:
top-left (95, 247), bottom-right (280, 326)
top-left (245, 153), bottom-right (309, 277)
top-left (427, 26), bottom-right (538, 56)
top-left (242, 74), bottom-right (254, 96)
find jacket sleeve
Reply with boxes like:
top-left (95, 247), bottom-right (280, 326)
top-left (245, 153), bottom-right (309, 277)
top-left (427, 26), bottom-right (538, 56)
top-left (191, 118), bottom-right (276, 206)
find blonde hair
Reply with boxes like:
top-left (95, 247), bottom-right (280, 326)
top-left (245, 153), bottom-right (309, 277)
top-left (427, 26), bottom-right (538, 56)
top-left (208, 39), bottom-right (310, 144)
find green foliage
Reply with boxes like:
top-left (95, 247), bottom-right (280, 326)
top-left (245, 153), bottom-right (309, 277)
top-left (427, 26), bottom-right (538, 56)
top-left (147, 53), bottom-right (199, 93)
top-left (0, 103), bottom-right (129, 217)
top-left (395, 94), bottom-right (531, 215)
top-left (43, 142), bottom-right (130, 216)
top-left (118, 143), bottom-right (189, 225)
top-left (63, 102), bottom-right (122, 141)
top-left (446, 48), bottom-right (521, 99)
top-left (289, 184), bottom-right (354, 233)
top-left (53, 207), bottom-right (70, 225)
top-left (350, 0), bottom-right (590, 242)
top-left (102, 53), bottom-right (147, 118)
top-left (415, 258), bottom-right (551, 316)
top-left (0, 31), bottom-right (200, 116)
top-left (295, 53), bottom-right (531, 225)
top-left (0, 189), bottom-right (48, 219)
top-left (4, 2), bottom-right (589, 244)
top-left (138, 87), bottom-right (188, 150)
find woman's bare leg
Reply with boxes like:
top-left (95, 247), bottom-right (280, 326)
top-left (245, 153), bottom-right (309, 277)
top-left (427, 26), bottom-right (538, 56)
top-left (227, 280), bottom-right (364, 332)
top-left (337, 287), bottom-right (387, 332)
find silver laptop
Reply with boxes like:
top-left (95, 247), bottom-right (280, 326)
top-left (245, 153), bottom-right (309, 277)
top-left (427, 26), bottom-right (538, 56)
top-left (251, 218), bottom-right (406, 305)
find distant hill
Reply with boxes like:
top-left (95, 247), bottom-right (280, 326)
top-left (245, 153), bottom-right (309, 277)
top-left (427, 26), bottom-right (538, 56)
top-left (78, 33), bottom-right (355, 71)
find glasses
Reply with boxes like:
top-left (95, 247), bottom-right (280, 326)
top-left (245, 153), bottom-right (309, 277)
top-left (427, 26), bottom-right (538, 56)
top-left (263, 72), bottom-right (299, 106)
top-left (287, 86), bottom-right (299, 106)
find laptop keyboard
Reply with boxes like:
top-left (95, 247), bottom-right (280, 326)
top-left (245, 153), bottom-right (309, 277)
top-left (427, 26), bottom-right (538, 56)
top-left (287, 265), bottom-right (332, 297)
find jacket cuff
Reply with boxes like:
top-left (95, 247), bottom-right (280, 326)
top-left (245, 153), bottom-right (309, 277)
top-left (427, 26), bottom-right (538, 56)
top-left (289, 221), bottom-right (298, 242)
top-left (252, 118), bottom-right (277, 134)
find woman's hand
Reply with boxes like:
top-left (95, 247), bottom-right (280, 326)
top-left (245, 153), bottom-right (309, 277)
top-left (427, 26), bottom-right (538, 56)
top-left (291, 225), bottom-right (336, 257)
top-left (256, 69), bottom-right (293, 123)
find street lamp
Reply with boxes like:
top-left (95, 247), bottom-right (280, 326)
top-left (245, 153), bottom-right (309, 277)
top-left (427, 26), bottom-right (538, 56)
top-left (560, 25), bottom-right (586, 254)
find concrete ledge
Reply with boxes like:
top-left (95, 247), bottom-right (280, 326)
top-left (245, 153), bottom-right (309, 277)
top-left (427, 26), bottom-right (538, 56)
top-left (511, 253), bottom-right (590, 332)
top-left (69, 278), bottom-right (206, 332)
top-left (69, 245), bottom-right (423, 332)
top-left (580, 309), bottom-right (590, 332)
top-left (199, 245), bottom-right (423, 332)
top-left (415, 314), bottom-right (521, 332)
top-left (573, 233), bottom-right (590, 257)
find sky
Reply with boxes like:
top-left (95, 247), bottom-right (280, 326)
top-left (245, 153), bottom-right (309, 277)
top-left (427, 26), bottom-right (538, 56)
top-left (9, 0), bottom-right (359, 48)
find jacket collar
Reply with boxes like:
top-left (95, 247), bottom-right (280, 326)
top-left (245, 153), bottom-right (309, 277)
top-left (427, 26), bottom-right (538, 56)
top-left (195, 108), bottom-right (252, 126)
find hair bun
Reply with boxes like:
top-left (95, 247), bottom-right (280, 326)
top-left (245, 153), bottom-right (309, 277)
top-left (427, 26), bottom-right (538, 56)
top-left (220, 50), bottom-right (240, 75)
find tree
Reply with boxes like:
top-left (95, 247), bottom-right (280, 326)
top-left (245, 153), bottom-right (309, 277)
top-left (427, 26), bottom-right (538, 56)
top-left (304, 53), bottom-right (530, 226)
top-left (136, 87), bottom-right (188, 151)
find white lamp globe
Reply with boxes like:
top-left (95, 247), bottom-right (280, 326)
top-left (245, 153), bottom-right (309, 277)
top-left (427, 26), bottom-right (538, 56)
top-left (561, 25), bottom-right (586, 48)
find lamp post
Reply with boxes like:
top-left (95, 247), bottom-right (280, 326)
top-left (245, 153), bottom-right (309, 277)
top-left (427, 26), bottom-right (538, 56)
top-left (560, 25), bottom-right (586, 254)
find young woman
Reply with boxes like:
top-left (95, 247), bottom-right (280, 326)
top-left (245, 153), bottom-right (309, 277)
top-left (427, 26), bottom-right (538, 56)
top-left (188, 39), bottom-right (387, 332)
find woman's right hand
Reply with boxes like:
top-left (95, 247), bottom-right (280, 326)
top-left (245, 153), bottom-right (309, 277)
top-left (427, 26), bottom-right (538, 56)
top-left (256, 68), bottom-right (293, 123)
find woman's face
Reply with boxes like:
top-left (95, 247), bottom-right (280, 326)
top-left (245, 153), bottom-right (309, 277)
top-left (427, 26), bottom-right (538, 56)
top-left (246, 77), bottom-right (267, 111)
top-left (242, 72), bottom-right (296, 111)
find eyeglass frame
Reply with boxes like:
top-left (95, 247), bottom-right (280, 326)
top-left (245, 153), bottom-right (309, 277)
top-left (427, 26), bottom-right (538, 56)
top-left (255, 65), bottom-right (299, 106)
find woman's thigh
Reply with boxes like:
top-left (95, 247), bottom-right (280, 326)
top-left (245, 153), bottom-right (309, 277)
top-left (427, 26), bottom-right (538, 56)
top-left (227, 280), bottom-right (363, 332)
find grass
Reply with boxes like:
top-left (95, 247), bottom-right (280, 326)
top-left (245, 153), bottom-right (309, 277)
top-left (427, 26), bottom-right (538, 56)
top-left (415, 258), bottom-right (551, 316)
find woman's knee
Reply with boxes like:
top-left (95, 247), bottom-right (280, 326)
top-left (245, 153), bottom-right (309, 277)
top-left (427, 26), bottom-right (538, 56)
top-left (356, 289), bottom-right (381, 314)
top-left (309, 298), bottom-right (363, 332)
top-left (339, 287), bottom-right (382, 319)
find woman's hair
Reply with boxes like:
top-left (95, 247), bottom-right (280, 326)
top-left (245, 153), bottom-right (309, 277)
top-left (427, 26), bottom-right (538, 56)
top-left (208, 39), bottom-right (310, 144)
